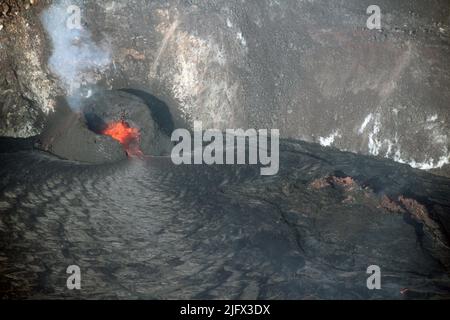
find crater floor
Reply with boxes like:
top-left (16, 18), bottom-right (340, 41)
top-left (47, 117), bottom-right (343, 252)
top-left (0, 139), bottom-right (449, 299)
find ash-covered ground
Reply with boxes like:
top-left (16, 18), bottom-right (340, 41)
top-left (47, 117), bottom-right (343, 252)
top-left (1, 140), bottom-right (449, 299)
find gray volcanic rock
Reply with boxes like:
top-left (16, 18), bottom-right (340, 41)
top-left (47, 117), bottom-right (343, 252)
top-left (0, 0), bottom-right (59, 137)
top-left (38, 98), bottom-right (126, 163)
top-left (0, 0), bottom-right (449, 173)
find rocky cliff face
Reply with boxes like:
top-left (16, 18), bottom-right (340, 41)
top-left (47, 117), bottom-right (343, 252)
top-left (0, 0), bottom-right (449, 172)
top-left (0, 1), bottom-right (56, 136)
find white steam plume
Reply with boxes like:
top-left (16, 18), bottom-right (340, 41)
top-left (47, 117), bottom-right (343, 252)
top-left (40, 0), bottom-right (111, 109)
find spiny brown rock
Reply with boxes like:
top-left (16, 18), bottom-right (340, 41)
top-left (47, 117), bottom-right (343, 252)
top-left (379, 195), bottom-right (405, 213)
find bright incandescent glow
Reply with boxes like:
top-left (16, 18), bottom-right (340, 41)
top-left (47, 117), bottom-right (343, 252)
top-left (103, 121), bottom-right (143, 158)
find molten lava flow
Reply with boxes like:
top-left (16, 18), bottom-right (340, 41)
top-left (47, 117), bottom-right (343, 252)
top-left (103, 121), bottom-right (143, 158)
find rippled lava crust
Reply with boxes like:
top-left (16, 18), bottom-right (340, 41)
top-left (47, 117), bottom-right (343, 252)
top-left (1, 140), bottom-right (450, 299)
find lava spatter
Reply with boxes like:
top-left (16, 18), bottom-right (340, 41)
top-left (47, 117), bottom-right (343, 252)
top-left (103, 120), bottom-right (143, 158)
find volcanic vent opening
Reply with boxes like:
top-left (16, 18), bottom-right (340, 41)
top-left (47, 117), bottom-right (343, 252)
top-left (102, 120), bottom-right (143, 158)
top-left (81, 89), bottom-right (174, 161)
top-left (38, 90), bottom-right (175, 164)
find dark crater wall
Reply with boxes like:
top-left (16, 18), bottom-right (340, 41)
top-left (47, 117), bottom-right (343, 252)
top-left (0, 0), bottom-right (449, 171)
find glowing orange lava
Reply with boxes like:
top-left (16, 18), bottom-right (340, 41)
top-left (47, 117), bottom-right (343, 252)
top-left (103, 121), bottom-right (143, 158)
